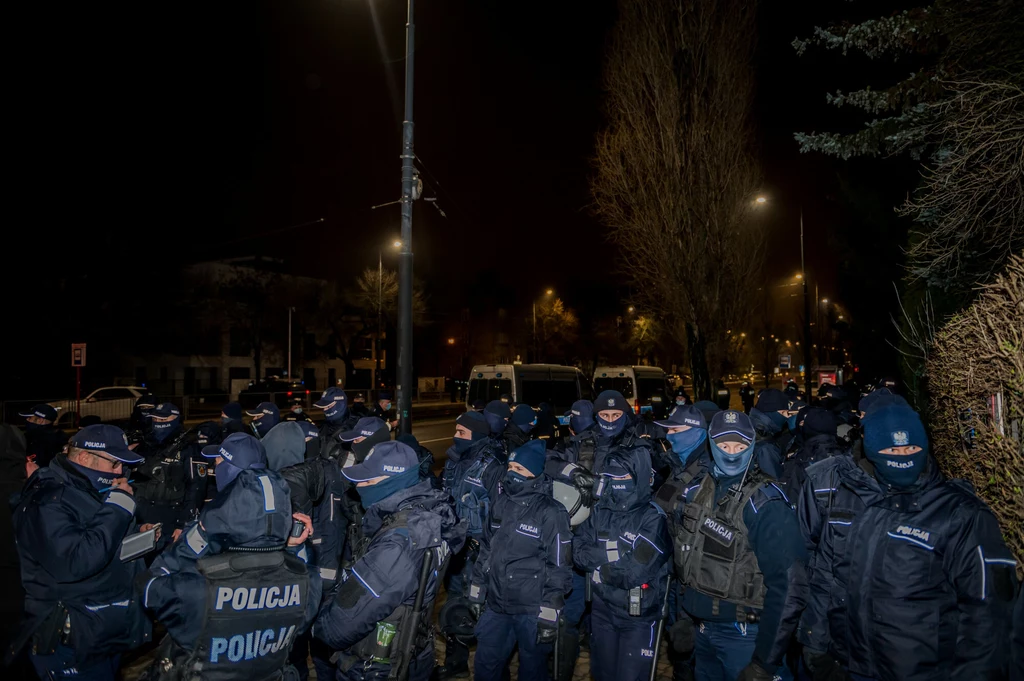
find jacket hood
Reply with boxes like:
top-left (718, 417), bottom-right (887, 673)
top-left (797, 433), bottom-right (846, 466)
top-left (262, 421), bottom-right (307, 471)
top-left (363, 479), bottom-right (467, 552)
top-left (599, 447), bottom-right (653, 511)
top-left (200, 468), bottom-right (293, 550)
top-left (749, 408), bottom-right (781, 436)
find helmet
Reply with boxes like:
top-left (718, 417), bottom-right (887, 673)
top-left (552, 480), bottom-right (591, 526)
top-left (438, 596), bottom-right (477, 643)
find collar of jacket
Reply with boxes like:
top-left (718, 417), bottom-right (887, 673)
top-left (506, 473), bottom-right (551, 503)
top-left (49, 455), bottom-right (103, 498)
top-left (849, 455), bottom-right (943, 505)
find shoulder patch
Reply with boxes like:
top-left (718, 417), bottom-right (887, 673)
top-left (749, 481), bottom-right (788, 512)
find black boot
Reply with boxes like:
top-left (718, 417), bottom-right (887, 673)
top-left (555, 631), bottom-right (580, 681)
top-left (431, 636), bottom-right (470, 680)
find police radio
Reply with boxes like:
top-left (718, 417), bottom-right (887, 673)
top-left (628, 583), bottom-right (647, 616)
top-left (290, 519), bottom-right (307, 538)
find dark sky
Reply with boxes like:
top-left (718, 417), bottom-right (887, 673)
top-left (6, 0), bottom-right (920, 384)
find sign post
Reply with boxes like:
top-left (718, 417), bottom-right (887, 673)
top-left (71, 343), bottom-right (87, 428)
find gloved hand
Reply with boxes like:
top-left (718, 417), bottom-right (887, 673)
top-left (736, 658), bottom-right (776, 681)
top-left (568, 467), bottom-right (596, 507)
top-left (468, 583), bottom-right (485, 621)
top-left (536, 617), bottom-right (559, 645)
top-left (669, 617), bottom-right (695, 656)
top-left (468, 601), bottom-right (484, 621)
top-left (803, 649), bottom-right (852, 681)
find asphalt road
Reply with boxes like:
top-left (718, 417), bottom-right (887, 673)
top-left (409, 417), bottom-right (457, 474)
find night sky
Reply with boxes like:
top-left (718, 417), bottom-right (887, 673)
top-left (5, 0), bottom-right (921, 394)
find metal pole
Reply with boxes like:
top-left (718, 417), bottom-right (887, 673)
top-left (533, 302), bottom-right (537, 362)
top-left (800, 207), bottom-right (813, 400)
top-left (376, 251), bottom-right (382, 403)
top-left (396, 0), bottom-right (416, 436)
top-left (75, 366), bottom-right (81, 429)
top-left (287, 307), bottom-right (293, 381)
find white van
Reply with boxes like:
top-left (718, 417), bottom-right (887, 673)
top-left (592, 366), bottom-right (670, 416)
top-left (466, 364), bottom-right (594, 414)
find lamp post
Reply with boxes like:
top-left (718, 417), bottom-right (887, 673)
top-left (375, 240), bottom-right (403, 403)
top-left (396, 0), bottom-right (416, 435)
top-left (800, 208), bottom-right (813, 399)
top-left (533, 289), bottom-right (554, 363)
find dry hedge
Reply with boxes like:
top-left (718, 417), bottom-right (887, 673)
top-left (927, 252), bottom-right (1024, 570)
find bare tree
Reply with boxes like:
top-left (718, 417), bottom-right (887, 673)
top-left (591, 0), bottom-right (766, 400)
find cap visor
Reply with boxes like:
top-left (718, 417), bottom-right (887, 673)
top-left (313, 398), bottom-right (333, 408)
top-left (341, 462), bottom-right (381, 483)
top-left (17, 410), bottom-right (34, 418)
top-left (109, 448), bottom-right (145, 465)
top-left (338, 429), bottom-right (362, 442)
top-left (653, 419), bottom-right (679, 428)
top-left (201, 444), bottom-right (223, 459)
top-left (244, 409), bottom-right (262, 416)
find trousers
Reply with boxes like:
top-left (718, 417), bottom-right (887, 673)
top-left (694, 621), bottom-right (792, 681)
top-left (590, 593), bottom-right (660, 681)
top-left (30, 645), bottom-right (120, 681)
top-left (474, 609), bottom-right (552, 681)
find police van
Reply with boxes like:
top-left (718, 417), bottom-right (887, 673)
top-left (466, 364), bottom-right (593, 415)
top-left (592, 366), bottom-right (670, 417)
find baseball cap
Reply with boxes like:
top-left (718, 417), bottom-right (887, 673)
top-left (296, 421), bottom-right (319, 440)
top-left (70, 424), bottom-right (145, 464)
top-left (314, 387), bottom-right (347, 409)
top-left (378, 391), bottom-right (393, 401)
top-left (221, 402), bottom-right (243, 420)
top-left (339, 417), bottom-right (389, 442)
top-left (134, 394), bottom-right (158, 410)
top-left (708, 410), bottom-right (756, 447)
top-left (19, 403), bottom-right (58, 422)
top-left (149, 402), bottom-right (181, 419)
top-left (655, 404), bottom-right (707, 430)
top-left (755, 389), bottom-right (789, 413)
top-left (245, 402), bottom-right (279, 418)
top-left (341, 441), bottom-right (419, 483)
top-left (201, 432), bottom-right (268, 470)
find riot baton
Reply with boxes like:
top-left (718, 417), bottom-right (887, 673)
top-left (553, 618), bottom-right (561, 681)
top-left (649, 573), bottom-right (673, 681)
top-left (585, 571), bottom-right (592, 603)
top-left (388, 548), bottom-right (434, 681)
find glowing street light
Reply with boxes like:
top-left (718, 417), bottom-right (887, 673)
top-left (755, 196), bottom-right (767, 204)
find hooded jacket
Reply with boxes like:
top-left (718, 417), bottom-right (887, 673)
top-left (140, 468), bottom-right (322, 657)
top-left (573, 449), bottom-right (671, 618)
top-left (443, 436), bottom-right (506, 539)
top-left (12, 455), bottom-right (151, 665)
top-left (779, 433), bottom-right (849, 503)
top-left (315, 481), bottom-right (466, 653)
top-left (748, 408), bottom-right (790, 479)
top-left (798, 455), bottom-right (1018, 680)
top-left (470, 472), bottom-right (573, 617)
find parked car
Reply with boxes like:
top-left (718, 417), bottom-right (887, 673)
top-left (49, 386), bottom-right (151, 426)
top-left (238, 378), bottom-right (311, 411)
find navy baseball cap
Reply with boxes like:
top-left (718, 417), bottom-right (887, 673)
top-left (201, 432), bottom-right (268, 470)
top-left (655, 404), bottom-right (707, 430)
top-left (708, 410), bottom-right (756, 446)
top-left (340, 417), bottom-right (389, 442)
top-left (314, 387), bottom-right (347, 409)
top-left (755, 389), bottom-right (789, 413)
top-left (342, 441), bottom-right (419, 483)
top-left (296, 421), bottom-right (319, 440)
top-left (378, 391), bottom-right (393, 401)
top-left (134, 394), bottom-right (158, 410)
top-left (245, 402), bottom-right (279, 418)
top-left (19, 403), bottom-right (58, 422)
top-left (149, 402), bottom-right (181, 419)
top-left (484, 400), bottom-right (511, 420)
top-left (70, 424), bottom-right (144, 464)
top-left (221, 402), bottom-right (243, 420)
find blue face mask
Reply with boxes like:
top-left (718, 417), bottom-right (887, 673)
top-left (355, 468), bottom-right (421, 509)
top-left (483, 412), bottom-right (507, 435)
top-left (867, 448), bottom-right (928, 488)
top-left (787, 414), bottom-right (799, 432)
top-left (151, 419), bottom-right (181, 443)
top-left (67, 459), bottom-right (119, 492)
top-left (597, 415), bottom-right (626, 438)
top-left (767, 411), bottom-right (788, 431)
top-left (253, 417), bottom-right (277, 438)
top-left (220, 416), bottom-right (233, 426)
top-left (452, 436), bottom-right (479, 456)
top-left (503, 470), bottom-right (532, 495)
top-left (667, 429), bottom-right (707, 466)
top-left (518, 421), bottom-right (536, 435)
top-left (710, 441), bottom-right (754, 478)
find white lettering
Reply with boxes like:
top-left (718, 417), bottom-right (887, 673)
top-left (215, 587), bottom-right (233, 611)
top-left (895, 525), bottom-right (931, 542)
top-left (245, 631), bottom-right (257, 661)
top-left (246, 588), bottom-right (260, 610)
top-left (382, 465), bottom-right (407, 473)
top-left (886, 460), bottom-right (915, 469)
top-left (227, 635), bottom-right (245, 662)
top-left (259, 629), bottom-right (275, 657)
top-left (210, 637), bottom-right (228, 662)
top-left (703, 517), bottom-right (734, 542)
top-left (257, 587), bottom-right (267, 610)
top-left (287, 586), bottom-right (302, 608)
top-left (231, 588), bottom-right (247, 610)
top-left (519, 524), bottom-right (539, 534)
top-left (266, 586), bottom-right (280, 609)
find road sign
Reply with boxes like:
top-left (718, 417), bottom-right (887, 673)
top-left (71, 343), bottom-right (87, 367)
top-left (779, 354), bottom-right (791, 370)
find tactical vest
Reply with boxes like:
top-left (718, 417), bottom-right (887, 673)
top-left (344, 510), bottom-right (445, 668)
top-left (454, 453), bottom-right (497, 537)
top-left (135, 442), bottom-right (187, 505)
top-left (171, 549), bottom-right (310, 681)
top-left (673, 473), bottom-right (767, 617)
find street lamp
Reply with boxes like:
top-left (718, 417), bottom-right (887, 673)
top-left (755, 196), bottom-right (767, 204)
top-left (533, 289), bottom-right (554, 363)
top-left (627, 306), bottom-right (635, 313)
top-left (375, 239), bottom-right (403, 402)
top-left (395, 0), bottom-right (417, 436)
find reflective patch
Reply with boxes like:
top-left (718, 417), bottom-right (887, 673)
top-left (105, 490), bottom-right (136, 515)
top-left (186, 525), bottom-right (208, 556)
top-left (258, 475), bottom-right (276, 512)
top-left (319, 568), bottom-right (337, 581)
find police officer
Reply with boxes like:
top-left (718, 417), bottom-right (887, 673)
top-left (482, 400), bottom-right (512, 453)
top-left (129, 394), bottom-right (158, 434)
top-left (371, 391), bottom-right (399, 431)
top-left (133, 402), bottom-right (207, 549)
top-left (739, 381), bottom-right (755, 415)
top-left (316, 441), bottom-right (466, 681)
top-left (313, 388), bottom-right (358, 459)
top-left (673, 386), bottom-right (691, 408)
top-left (11, 424), bottom-right (151, 680)
top-left (505, 404), bottom-right (537, 452)
top-left (338, 416), bottom-right (392, 468)
top-left (220, 402), bottom-right (247, 437)
top-left (714, 379), bottom-right (731, 411)
top-left (396, 433), bottom-right (439, 488)
top-left (747, 389), bottom-right (800, 479)
top-left (349, 392), bottom-right (371, 418)
top-left (573, 449), bottom-right (671, 681)
top-left (247, 402), bottom-right (281, 439)
top-left (295, 421), bottom-right (319, 457)
top-left (777, 407), bottom-right (843, 496)
top-left (468, 440), bottom-right (573, 681)
top-left (19, 403), bottom-right (67, 468)
top-left (673, 410), bottom-right (807, 681)
top-left (798, 403), bottom-right (1018, 681)
top-left (436, 411), bottom-right (505, 679)
top-left (140, 432), bottom-right (322, 681)
top-left (194, 420), bottom-right (225, 505)
top-left (283, 399), bottom-right (314, 424)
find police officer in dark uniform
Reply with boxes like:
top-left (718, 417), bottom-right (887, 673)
top-left (468, 440), bottom-right (573, 681)
top-left (798, 404), bottom-right (1017, 681)
top-left (673, 386), bottom-right (691, 408)
top-left (194, 420), bottom-right (225, 506)
top-left (349, 392), bottom-right (371, 418)
top-left (220, 402), bottom-right (247, 437)
top-left (133, 403), bottom-right (207, 550)
top-left (739, 381), bottom-right (755, 415)
top-left (130, 394), bottom-right (158, 434)
top-left (505, 404), bottom-right (537, 452)
top-left (747, 389), bottom-right (801, 479)
top-left (671, 410), bottom-right (807, 681)
top-left (714, 380), bottom-right (731, 411)
top-left (435, 411), bottom-right (506, 680)
top-left (313, 388), bottom-right (358, 460)
top-left (11, 425), bottom-right (151, 680)
top-left (482, 400), bottom-right (512, 454)
top-left (370, 391), bottom-right (399, 431)
top-left (316, 441), bottom-right (466, 681)
top-left (19, 403), bottom-right (68, 468)
top-left (139, 432), bottom-right (322, 681)
top-left (574, 449), bottom-right (672, 681)
top-left (246, 402), bottom-right (280, 439)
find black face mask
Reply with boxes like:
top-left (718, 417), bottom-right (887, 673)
top-left (305, 438), bottom-right (322, 460)
top-left (352, 429), bottom-right (391, 463)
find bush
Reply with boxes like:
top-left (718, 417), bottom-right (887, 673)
top-left (927, 252), bottom-right (1023, 571)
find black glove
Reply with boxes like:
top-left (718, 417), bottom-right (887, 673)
top-left (669, 617), bottom-right (695, 656)
top-left (536, 617), bottom-right (559, 645)
top-left (803, 650), bottom-right (852, 681)
top-left (468, 601), bottom-right (484, 622)
top-left (736, 659), bottom-right (775, 681)
top-left (569, 467), bottom-right (596, 507)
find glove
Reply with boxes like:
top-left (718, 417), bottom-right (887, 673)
top-left (669, 617), bottom-right (695, 656)
top-left (736, 659), bottom-right (776, 681)
top-left (468, 582), bottom-right (485, 621)
top-left (468, 601), bottom-right (484, 621)
top-left (536, 617), bottom-right (558, 645)
top-left (568, 467), bottom-right (596, 507)
top-left (803, 649), bottom-right (852, 681)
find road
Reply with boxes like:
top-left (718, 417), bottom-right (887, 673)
top-left (410, 417), bottom-right (457, 475)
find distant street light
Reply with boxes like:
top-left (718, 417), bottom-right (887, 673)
top-left (447, 337), bottom-right (456, 346)
top-left (755, 196), bottom-right (767, 204)
top-left (821, 298), bottom-right (829, 304)
top-left (534, 289), bottom-right (555, 362)
top-left (375, 238), bottom-right (404, 402)
top-left (627, 306), bottom-right (635, 313)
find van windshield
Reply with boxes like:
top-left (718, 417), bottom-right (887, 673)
top-left (468, 378), bottom-right (512, 404)
top-left (594, 376), bottom-right (635, 398)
